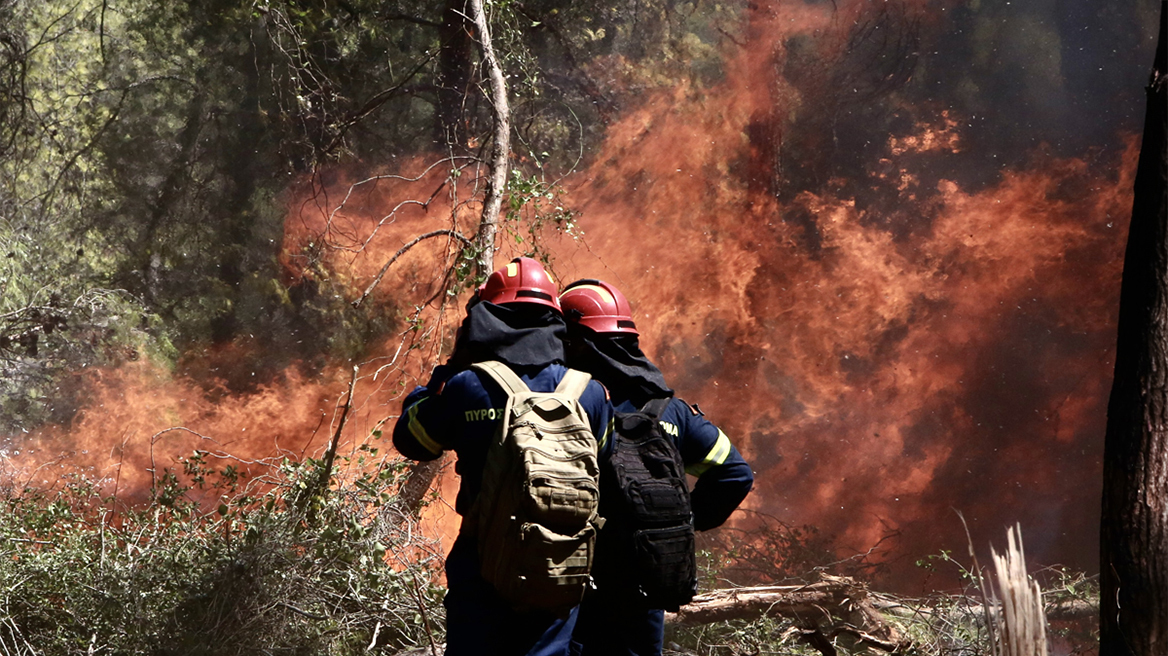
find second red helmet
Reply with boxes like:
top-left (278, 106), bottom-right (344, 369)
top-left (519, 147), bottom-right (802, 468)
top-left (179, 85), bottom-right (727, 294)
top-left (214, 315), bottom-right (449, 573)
top-left (559, 279), bottom-right (638, 335)
top-left (478, 257), bottom-right (561, 312)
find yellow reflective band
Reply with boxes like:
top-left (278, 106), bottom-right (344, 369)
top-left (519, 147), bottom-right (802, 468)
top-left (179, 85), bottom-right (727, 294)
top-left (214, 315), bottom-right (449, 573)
top-left (506, 262), bottom-right (519, 277)
top-left (687, 429), bottom-right (732, 477)
top-left (407, 399), bottom-right (444, 456)
top-left (599, 415), bottom-right (614, 451)
top-left (545, 269), bottom-right (555, 285)
top-left (569, 284), bottom-right (614, 304)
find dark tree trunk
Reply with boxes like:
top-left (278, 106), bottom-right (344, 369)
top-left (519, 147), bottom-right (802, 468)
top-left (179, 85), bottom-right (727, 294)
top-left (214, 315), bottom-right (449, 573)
top-left (210, 19), bottom-right (269, 345)
top-left (1100, 3), bottom-right (1168, 655)
top-left (132, 90), bottom-right (205, 307)
top-left (435, 0), bottom-right (474, 150)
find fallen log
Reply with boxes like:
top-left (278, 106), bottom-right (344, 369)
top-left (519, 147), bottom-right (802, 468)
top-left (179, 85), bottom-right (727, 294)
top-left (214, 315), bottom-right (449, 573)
top-left (391, 578), bottom-right (1098, 656)
top-left (665, 575), bottom-right (905, 654)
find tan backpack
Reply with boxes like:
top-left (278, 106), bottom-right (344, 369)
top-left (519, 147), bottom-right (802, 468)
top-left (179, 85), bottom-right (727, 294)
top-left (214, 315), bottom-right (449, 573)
top-left (468, 361), bottom-right (601, 612)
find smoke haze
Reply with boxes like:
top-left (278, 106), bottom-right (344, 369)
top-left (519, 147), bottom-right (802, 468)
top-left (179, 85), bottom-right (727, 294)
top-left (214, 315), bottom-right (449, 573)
top-left (7, 0), bottom-right (1161, 590)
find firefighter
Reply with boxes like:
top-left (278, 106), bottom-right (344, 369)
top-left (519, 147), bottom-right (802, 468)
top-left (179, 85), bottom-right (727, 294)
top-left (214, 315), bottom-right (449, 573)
top-left (392, 258), bottom-right (614, 656)
top-left (559, 279), bottom-right (754, 656)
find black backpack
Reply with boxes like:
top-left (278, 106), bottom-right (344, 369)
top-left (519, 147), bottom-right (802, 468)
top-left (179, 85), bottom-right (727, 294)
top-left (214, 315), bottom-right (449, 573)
top-left (592, 397), bottom-right (697, 611)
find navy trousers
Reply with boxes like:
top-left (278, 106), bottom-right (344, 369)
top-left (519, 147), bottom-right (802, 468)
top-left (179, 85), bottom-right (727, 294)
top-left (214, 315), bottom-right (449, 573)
top-left (572, 587), bottom-right (665, 656)
top-left (443, 538), bottom-right (579, 656)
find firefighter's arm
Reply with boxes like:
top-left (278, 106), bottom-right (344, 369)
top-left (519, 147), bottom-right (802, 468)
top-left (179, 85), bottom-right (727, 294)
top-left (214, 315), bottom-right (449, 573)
top-left (673, 401), bottom-right (754, 531)
top-left (387, 378), bottom-right (450, 459)
top-left (391, 367), bottom-right (461, 461)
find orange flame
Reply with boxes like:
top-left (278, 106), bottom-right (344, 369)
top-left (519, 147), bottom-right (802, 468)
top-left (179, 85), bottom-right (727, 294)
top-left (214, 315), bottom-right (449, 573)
top-left (7, 0), bottom-right (1138, 591)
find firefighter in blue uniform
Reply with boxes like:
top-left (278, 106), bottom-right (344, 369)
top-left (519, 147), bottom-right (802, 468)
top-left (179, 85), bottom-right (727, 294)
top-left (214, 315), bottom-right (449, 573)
top-left (392, 258), bottom-right (614, 656)
top-left (559, 279), bottom-right (754, 656)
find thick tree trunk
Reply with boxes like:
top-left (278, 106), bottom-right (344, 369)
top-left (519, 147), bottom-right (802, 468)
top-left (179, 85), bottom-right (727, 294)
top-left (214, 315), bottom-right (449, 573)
top-left (1099, 3), bottom-right (1168, 655)
top-left (210, 19), bottom-right (269, 345)
top-left (435, 0), bottom-right (473, 151)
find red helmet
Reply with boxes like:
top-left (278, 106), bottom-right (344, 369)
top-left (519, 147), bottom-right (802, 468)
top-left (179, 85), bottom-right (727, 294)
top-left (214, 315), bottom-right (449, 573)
top-left (559, 279), bottom-right (638, 335)
top-left (479, 257), bottom-right (561, 311)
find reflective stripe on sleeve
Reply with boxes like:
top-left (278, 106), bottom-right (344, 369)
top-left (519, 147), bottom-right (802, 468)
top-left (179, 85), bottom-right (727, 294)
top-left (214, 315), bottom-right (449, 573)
top-left (686, 429), bottom-right (732, 477)
top-left (407, 398), bottom-right (445, 456)
top-left (598, 415), bottom-right (614, 451)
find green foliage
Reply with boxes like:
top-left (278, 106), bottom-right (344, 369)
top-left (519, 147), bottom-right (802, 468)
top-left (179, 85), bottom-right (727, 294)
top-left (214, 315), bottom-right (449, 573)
top-left (1, 0), bottom-right (434, 389)
top-left (0, 0), bottom-right (753, 432)
top-left (666, 615), bottom-right (821, 656)
top-left (501, 168), bottom-right (582, 265)
top-left (0, 285), bottom-right (172, 433)
top-left (0, 451), bottom-right (445, 654)
top-left (492, 0), bottom-right (742, 164)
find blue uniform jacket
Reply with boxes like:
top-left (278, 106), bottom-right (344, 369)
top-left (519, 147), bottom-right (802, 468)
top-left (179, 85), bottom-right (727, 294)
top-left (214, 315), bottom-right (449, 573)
top-left (393, 362), bottom-right (614, 517)
top-left (393, 362), bottom-right (614, 656)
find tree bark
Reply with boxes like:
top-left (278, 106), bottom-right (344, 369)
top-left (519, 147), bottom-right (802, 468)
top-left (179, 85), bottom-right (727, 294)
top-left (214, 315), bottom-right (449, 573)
top-left (435, 0), bottom-right (473, 151)
top-left (394, 0), bottom-right (509, 519)
top-left (469, 0), bottom-right (509, 277)
top-left (1099, 3), bottom-right (1168, 655)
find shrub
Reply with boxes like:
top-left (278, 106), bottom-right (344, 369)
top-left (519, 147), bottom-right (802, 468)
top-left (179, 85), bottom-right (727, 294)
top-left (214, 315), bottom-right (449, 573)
top-left (0, 447), bottom-right (445, 655)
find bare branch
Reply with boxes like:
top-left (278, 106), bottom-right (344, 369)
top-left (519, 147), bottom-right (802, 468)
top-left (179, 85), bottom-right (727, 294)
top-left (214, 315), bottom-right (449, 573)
top-left (319, 156), bottom-right (476, 239)
top-left (353, 229), bottom-right (473, 308)
top-left (305, 365), bottom-right (360, 522)
top-left (320, 51), bottom-right (439, 156)
top-left (379, 13), bottom-right (444, 28)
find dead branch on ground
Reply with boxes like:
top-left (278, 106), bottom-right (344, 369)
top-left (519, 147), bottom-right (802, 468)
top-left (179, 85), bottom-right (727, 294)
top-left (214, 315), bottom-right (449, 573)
top-left (666, 575), bottom-right (905, 654)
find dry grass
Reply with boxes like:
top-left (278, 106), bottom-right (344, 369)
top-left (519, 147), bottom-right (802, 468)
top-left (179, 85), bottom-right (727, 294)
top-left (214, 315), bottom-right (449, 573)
top-left (989, 525), bottom-right (1049, 656)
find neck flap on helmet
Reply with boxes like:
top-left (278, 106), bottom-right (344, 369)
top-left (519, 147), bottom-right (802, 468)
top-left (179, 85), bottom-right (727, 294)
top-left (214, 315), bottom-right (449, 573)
top-left (566, 324), bottom-right (672, 407)
top-left (453, 301), bottom-right (566, 370)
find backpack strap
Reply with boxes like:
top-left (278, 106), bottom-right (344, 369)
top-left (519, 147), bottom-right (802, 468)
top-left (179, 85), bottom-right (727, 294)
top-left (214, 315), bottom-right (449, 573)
top-left (640, 396), bottom-right (671, 419)
top-left (555, 368), bottom-right (592, 400)
top-left (471, 361), bottom-right (530, 395)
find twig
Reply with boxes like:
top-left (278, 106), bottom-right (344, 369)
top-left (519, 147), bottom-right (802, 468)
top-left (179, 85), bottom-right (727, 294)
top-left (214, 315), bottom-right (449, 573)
top-left (408, 570), bottom-right (439, 656)
top-left (957, 509), bottom-right (998, 654)
top-left (278, 602), bottom-right (328, 621)
top-left (365, 621), bottom-right (382, 651)
top-left (352, 230), bottom-right (473, 308)
top-left (320, 51), bottom-right (438, 156)
top-left (148, 427), bottom-right (220, 493)
top-left (307, 365), bottom-right (359, 520)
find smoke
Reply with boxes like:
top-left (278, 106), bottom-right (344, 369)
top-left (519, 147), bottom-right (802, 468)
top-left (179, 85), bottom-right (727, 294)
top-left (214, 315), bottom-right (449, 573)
top-left (539, 0), bottom-right (1151, 586)
top-left (1, 360), bottom-right (345, 499)
top-left (3, 0), bottom-right (1156, 591)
